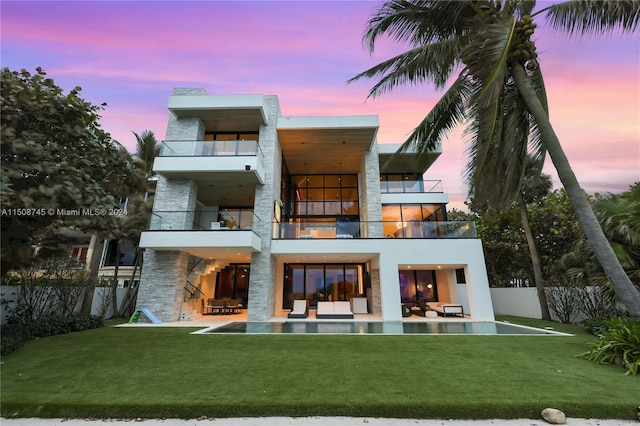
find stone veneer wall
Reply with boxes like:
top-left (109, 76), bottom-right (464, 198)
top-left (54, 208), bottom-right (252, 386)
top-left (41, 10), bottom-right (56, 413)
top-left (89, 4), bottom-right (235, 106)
top-left (368, 267), bottom-right (382, 315)
top-left (247, 95), bottom-right (281, 321)
top-left (361, 144), bottom-right (383, 314)
top-left (137, 250), bottom-right (190, 321)
top-left (135, 93), bottom-right (205, 321)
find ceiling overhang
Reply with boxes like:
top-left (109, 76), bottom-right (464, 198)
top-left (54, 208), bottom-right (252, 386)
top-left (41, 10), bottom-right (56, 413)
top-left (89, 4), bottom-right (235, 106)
top-left (377, 143), bottom-right (442, 174)
top-left (168, 94), bottom-right (268, 132)
top-left (277, 115), bottom-right (379, 174)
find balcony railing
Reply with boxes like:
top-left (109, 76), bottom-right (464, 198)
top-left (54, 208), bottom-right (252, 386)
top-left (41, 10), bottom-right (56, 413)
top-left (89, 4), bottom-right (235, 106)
top-left (147, 211), bottom-right (262, 236)
top-left (272, 221), bottom-right (476, 239)
top-left (380, 179), bottom-right (443, 194)
top-left (159, 140), bottom-right (263, 159)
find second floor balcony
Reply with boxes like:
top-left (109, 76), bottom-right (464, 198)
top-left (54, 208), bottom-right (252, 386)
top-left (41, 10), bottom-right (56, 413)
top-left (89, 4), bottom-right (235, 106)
top-left (272, 221), bottom-right (476, 240)
top-left (139, 210), bottom-right (263, 253)
top-left (147, 210), bottom-right (262, 234)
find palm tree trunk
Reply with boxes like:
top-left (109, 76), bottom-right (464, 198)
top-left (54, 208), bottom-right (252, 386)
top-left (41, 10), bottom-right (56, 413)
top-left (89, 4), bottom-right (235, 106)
top-left (80, 237), bottom-right (104, 315)
top-left (117, 248), bottom-right (141, 317)
top-left (518, 197), bottom-right (551, 320)
top-left (109, 240), bottom-right (121, 319)
top-left (513, 64), bottom-right (640, 318)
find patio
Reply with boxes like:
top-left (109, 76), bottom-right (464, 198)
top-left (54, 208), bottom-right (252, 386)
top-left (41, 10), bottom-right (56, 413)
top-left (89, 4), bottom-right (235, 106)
top-left (124, 307), bottom-right (473, 327)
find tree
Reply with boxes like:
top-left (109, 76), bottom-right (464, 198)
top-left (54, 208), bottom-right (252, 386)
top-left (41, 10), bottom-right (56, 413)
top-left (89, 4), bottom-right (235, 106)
top-left (517, 157), bottom-right (553, 319)
top-left (133, 130), bottom-right (160, 179)
top-left (349, 0), bottom-right (640, 317)
top-left (562, 183), bottom-right (640, 301)
top-left (1, 67), bottom-right (145, 274)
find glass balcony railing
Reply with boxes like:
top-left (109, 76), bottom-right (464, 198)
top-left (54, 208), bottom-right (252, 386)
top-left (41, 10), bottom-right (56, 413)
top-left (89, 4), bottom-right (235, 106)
top-left (272, 221), bottom-right (476, 239)
top-left (147, 211), bottom-right (262, 236)
top-left (380, 179), bottom-right (443, 194)
top-left (159, 140), bottom-right (263, 159)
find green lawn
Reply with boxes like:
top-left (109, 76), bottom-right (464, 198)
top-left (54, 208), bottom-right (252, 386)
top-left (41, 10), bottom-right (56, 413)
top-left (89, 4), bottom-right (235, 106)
top-left (1, 316), bottom-right (637, 420)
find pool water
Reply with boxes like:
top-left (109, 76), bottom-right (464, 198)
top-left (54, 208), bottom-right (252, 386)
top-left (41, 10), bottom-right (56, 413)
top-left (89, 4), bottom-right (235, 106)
top-left (198, 321), bottom-right (569, 335)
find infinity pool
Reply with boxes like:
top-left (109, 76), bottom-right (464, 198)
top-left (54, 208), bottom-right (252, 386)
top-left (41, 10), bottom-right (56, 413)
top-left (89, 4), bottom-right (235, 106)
top-left (198, 321), bottom-right (569, 335)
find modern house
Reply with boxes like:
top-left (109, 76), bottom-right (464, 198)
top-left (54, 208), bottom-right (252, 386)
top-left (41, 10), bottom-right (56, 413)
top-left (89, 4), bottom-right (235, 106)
top-left (136, 89), bottom-right (495, 322)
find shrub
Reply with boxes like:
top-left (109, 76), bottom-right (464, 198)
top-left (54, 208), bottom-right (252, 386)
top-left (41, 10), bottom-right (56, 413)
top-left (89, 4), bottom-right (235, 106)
top-left (1, 312), bottom-right (104, 356)
top-left (582, 311), bottom-right (628, 335)
top-left (580, 318), bottom-right (640, 375)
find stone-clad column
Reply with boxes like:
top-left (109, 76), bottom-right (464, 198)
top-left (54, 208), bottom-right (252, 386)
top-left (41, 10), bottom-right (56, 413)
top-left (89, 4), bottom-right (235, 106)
top-left (137, 250), bottom-right (190, 321)
top-left (361, 143), bottom-right (383, 238)
top-left (247, 95), bottom-right (281, 321)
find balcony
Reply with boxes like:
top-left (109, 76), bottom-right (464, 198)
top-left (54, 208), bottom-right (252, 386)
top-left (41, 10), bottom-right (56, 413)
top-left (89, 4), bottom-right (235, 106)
top-left (139, 211), bottom-right (263, 255)
top-left (153, 140), bottom-right (265, 183)
top-left (380, 179), bottom-right (443, 194)
top-left (272, 221), bottom-right (476, 240)
top-left (147, 211), bottom-right (261, 233)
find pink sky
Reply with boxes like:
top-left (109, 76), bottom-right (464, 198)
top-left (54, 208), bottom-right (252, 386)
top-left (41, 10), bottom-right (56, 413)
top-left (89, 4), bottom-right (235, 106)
top-left (2, 1), bottom-right (638, 209)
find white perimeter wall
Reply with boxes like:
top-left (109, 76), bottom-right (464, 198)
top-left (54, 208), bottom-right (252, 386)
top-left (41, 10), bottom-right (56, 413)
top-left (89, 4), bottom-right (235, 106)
top-left (490, 287), bottom-right (542, 319)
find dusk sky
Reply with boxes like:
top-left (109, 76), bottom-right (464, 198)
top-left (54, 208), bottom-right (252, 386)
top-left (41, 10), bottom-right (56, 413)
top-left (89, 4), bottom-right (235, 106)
top-left (2, 0), bottom-right (639, 209)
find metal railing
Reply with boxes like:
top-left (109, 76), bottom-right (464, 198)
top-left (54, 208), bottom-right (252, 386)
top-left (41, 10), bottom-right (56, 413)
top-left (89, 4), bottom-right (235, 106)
top-left (147, 211), bottom-right (261, 236)
top-left (272, 220), bottom-right (476, 239)
top-left (380, 179), bottom-right (443, 194)
top-left (159, 140), bottom-right (263, 159)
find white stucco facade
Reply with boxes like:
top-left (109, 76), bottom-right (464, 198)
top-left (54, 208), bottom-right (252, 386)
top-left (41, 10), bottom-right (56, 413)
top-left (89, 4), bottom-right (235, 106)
top-left (136, 90), bottom-right (495, 323)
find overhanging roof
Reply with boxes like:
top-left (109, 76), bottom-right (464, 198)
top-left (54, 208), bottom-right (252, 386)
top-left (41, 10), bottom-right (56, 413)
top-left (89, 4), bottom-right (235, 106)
top-left (378, 143), bottom-right (442, 174)
top-left (277, 115), bottom-right (379, 174)
top-left (168, 94), bottom-right (268, 132)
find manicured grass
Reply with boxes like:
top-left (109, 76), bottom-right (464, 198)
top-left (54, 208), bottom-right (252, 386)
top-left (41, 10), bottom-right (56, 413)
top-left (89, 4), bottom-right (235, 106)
top-left (1, 317), bottom-right (637, 420)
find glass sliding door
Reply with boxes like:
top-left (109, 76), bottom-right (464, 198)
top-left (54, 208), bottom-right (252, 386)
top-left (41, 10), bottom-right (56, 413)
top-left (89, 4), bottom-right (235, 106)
top-left (282, 263), bottom-right (365, 309)
top-left (398, 269), bottom-right (438, 305)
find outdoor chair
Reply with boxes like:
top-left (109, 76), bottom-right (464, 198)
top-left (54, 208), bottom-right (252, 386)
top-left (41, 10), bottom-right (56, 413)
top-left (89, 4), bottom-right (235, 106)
top-left (227, 298), bottom-right (243, 314)
top-left (211, 299), bottom-right (226, 315)
top-left (203, 298), bottom-right (215, 315)
top-left (287, 300), bottom-right (308, 318)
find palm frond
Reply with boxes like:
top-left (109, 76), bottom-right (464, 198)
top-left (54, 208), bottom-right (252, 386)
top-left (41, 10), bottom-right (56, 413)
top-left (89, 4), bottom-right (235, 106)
top-left (397, 72), bottom-right (473, 155)
top-left (362, 0), bottom-right (475, 52)
top-left (525, 64), bottom-right (549, 166)
top-left (347, 38), bottom-right (463, 96)
top-left (465, 76), bottom-right (534, 210)
top-left (461, 17), bottom-right (516, 109)
top-left (545, 0), bottom-right (640, 35)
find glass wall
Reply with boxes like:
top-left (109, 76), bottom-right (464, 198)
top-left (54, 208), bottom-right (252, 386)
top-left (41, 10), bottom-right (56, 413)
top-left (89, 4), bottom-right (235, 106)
top-left (398, 269), bottom-right (438, 305)
top-left (288, 174), bottom-right (359, 217)
top-left (216, 264), bottom-right (250, 306)
top-left (283, 263), bottom-right (365, 309)
top-left (381, 204), bottom-right (446, 238)
top-left (380, 174), bottom-right (423, 193)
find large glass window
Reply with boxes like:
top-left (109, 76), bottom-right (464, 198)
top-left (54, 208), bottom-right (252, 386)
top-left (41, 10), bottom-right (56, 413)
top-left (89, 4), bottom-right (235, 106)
top-left (382, 203), bottom-right (446, 238)
top-left (216, 264), bottom-right (250, 306)
top-left (283, 263), bottom-right (365, 309)
top-left (286, 174), bottom-right (359, 217)
top-left (399, 269), bottom-right (438, 305)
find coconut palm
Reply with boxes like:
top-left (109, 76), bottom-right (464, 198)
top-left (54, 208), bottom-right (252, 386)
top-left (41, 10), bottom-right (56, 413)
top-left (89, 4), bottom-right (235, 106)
top-left (349, 0), bottom-right (640, 317)
top-left (132, 130), bottom-right (160, 178)
top-left (518, 156), bottom-right (553, 319)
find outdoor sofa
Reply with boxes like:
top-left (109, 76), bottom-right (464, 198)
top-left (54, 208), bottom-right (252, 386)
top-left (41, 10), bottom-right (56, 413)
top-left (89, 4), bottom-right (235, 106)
top-left (426, 302), bottom-right (464, 317)
top-left (315, 301), bottom-right (354, 319)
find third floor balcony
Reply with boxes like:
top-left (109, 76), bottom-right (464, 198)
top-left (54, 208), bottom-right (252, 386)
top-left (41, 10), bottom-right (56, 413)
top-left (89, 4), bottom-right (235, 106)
top-left (153, 140), bottom-right (265, 183)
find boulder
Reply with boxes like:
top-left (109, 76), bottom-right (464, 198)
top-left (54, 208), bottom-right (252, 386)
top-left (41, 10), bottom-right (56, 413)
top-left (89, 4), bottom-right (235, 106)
top-left (541, 408), bottom-right (567, 424)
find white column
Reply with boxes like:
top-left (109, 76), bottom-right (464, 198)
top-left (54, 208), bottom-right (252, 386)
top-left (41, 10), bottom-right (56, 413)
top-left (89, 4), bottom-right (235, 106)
top-left (378, 256), bottom-right (402, 321)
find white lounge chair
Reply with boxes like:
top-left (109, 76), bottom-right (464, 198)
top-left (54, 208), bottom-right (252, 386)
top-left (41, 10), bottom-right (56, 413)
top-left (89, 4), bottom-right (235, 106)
top-left (287, 300), bottom-right (308, 318)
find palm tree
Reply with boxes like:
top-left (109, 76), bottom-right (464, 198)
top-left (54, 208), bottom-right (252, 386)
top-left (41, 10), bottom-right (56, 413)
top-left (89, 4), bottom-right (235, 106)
top-left (518, 156), bottom-right (553, 320)
top-left (349, 0), bottom-right (640, 317)
top-left (132, 130), bottom-right (160, 179)
top-left (563, 184), bottom-right (640, 296)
